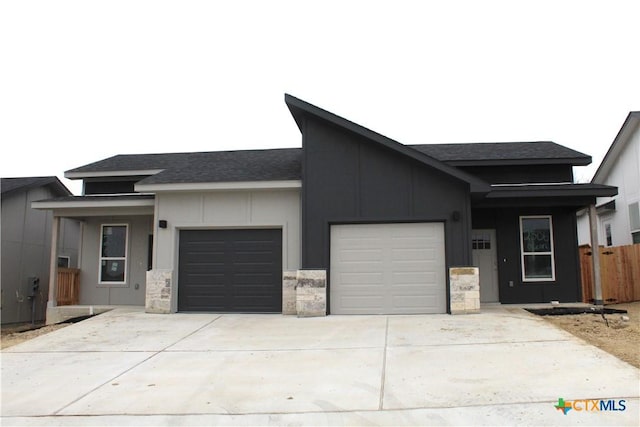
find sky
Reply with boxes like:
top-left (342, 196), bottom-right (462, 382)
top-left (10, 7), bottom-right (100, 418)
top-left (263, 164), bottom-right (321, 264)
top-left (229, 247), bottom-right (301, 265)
top-left (1, 0), bottom-right (639, 195)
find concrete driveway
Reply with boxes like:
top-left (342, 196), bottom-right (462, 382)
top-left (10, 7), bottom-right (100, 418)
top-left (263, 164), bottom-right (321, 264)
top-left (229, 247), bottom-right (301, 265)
top-left (1, 307), bottom-right (638, 426)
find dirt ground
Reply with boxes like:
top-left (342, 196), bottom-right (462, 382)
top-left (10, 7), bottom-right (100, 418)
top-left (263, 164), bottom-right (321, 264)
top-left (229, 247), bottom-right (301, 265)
top-left (540, 302), bottom-right (640, 369)
top-left (2, 304), bottom-right (639, 369)
top-left (1, 323), bottom-right (69, 350)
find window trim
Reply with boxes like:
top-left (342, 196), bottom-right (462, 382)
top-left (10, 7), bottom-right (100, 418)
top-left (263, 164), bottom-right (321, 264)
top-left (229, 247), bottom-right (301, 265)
top-left (98, 223), bottom-right (129, 285)
top-left (519, 215), bottom-right (556, 282)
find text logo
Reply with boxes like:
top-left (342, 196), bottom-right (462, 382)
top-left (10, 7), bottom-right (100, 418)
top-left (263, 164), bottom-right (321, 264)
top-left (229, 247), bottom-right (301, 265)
top-left (554, 398), bottom-right (626, 415)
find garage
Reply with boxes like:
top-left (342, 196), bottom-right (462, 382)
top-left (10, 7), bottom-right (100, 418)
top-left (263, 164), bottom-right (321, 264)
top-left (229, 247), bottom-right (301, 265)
top-left (178, 229), bottom-right (283, 312)
top-left (330, 223), bottom-right (446, 314)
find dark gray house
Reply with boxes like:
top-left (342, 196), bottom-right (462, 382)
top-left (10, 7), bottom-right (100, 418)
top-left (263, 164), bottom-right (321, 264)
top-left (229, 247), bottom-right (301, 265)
top-left (1, 177), bottom-right (80, 324)
top-left (33, 95), bottom-right (616, 321)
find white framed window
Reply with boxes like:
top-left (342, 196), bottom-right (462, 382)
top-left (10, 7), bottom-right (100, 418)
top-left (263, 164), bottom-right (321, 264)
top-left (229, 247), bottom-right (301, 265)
top-left (519, 216), bottom-right (555, 282)
top-left (57, 256), bottom-right (70, 268)
top-left (99, 224), bottom-right (128, 284)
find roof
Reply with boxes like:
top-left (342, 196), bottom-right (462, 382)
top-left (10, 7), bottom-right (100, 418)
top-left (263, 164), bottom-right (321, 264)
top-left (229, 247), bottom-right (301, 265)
top-left (285, 94), bottom-right (491, 193)
top-left (1, 176), bottom-right (72, 199)
top-left (411, 142), bottom-right (591, 166)
top-left (592, 111), bottom-right (640, 184)
top-left (65, 148), bottom-right (302, 187)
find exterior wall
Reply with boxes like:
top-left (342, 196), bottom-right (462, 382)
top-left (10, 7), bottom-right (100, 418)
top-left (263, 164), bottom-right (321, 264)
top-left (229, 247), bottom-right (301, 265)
top-left (576, 211), bottom-right (591, 246)
top-left (153, 189), bottom-right (301, 312)
top-left (460, 164), bottom-right (573, 184)
top-left (577, 121), bottom-right (640, 246)
top-left (472, 207), bottom-right (582, 303)
top-left (1, 186), bottom-right (80, 324)
top-left (78, 215), bottom-right (152, 306)
top-left (300, 117), bottom-right (472, 313)
top-left (596, 128), bottom-right (640, 246)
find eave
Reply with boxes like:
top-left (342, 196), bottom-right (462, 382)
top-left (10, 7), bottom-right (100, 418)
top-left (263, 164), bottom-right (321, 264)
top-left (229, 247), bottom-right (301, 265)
top-left (135, 180), bottom-right (302, 192)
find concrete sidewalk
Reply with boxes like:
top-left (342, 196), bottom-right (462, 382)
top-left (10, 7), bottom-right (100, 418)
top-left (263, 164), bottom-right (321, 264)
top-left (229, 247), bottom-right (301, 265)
top-left (1, 307), bottom-right (638, 426)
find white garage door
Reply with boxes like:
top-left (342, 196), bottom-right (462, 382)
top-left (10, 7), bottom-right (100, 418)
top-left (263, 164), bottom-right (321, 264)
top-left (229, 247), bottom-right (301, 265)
top-left (330, 223), bottom-right (446, 314)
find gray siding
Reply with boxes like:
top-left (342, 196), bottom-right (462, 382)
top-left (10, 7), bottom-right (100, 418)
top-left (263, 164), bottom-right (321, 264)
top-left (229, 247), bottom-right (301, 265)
top-left (472, 207), bottom-right (582, 303)
top-left (301, 117), bottom-right (472, 274)
top-left (1, 187), bottom-right (80, 324)
top-left (78, 215), bottom-right (152, 306)
top-left (153, 189), bottom-right (301, 312)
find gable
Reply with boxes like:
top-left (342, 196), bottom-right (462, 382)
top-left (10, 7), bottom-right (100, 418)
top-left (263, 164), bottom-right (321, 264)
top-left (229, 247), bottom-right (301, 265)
top-left (286, 94), bottom-right (490, 194)
top-left (593, 112), bottom-right (640, 184)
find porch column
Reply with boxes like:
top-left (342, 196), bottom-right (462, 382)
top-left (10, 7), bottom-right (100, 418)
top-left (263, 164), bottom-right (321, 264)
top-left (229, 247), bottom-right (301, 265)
top-left (47, 216), bottom-right (60, 308)
top-left (588, 204), bottom-right (603, 305)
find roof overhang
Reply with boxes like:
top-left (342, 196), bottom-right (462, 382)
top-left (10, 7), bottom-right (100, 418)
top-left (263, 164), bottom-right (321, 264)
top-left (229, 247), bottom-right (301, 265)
top-left (447, 158), bottom-right (592, 167)
top-left (65, 169), bottom-right (164, 179)
top-left (285, 94), bottom-right (491, 194)
top-left (135, 180), bottom-right (302, 192)
top-left (31, 195), bottom-right (155, 217)
top-left (474, 183), bottom-right (618, 208)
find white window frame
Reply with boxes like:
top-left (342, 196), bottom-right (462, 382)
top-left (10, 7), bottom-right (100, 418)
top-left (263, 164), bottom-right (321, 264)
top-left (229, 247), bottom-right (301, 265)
top-left (99, 224), bottom-right (128, 285)
top-left (519, 215), bottom-right (556, 282)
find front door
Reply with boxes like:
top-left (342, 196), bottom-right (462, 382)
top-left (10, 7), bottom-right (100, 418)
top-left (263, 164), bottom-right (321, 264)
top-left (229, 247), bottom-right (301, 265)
top-left (472, 229), bottom-right (499, 303)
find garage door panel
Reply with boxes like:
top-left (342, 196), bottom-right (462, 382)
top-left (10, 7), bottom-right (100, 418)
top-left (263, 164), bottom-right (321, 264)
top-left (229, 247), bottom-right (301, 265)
top-left (178, 229), bottom-right (282, 312)
top-left (331, 223), bottom-right (446, 314)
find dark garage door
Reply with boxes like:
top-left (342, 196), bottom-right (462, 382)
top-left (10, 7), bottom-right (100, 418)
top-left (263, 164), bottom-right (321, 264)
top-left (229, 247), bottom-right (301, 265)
top-left (178, 229), bottom-right (283, 312)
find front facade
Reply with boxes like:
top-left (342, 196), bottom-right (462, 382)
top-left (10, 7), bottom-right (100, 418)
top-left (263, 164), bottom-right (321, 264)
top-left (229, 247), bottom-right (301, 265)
top-left (577, 112), bottom-right (640, 247)
top-left (33, 96), bottom-right (616, 320)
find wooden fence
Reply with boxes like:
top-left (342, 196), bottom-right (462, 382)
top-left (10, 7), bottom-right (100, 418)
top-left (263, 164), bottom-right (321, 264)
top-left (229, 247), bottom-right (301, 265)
top-left (57, 268), bottom-right (80, 305)
top-left (580, 243), bottom-right (640, 304)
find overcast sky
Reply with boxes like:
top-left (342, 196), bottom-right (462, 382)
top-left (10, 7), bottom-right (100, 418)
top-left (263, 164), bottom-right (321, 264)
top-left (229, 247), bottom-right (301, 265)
top-left (1, 0), bottom-right (638, 195)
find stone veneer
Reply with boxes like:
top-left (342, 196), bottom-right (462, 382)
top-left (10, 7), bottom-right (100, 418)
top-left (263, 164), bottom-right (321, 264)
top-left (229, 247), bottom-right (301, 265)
top-left (282, 269), bottom-right (327, 317)
top-left (282, 270), bottom-right (298, 315)
top-left (449, 267), bottom-right (480, 314)
top-left (145, 269), bottom-right (172, 314)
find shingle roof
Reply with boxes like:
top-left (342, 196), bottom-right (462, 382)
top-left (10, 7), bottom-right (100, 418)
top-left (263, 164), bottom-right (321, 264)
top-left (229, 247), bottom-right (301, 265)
top-left (139, 148), bottom-right (302, 185)
top-left (1, 176), bottom-right (72, 198)
top-left (410, 142), bottom-right (591, 166)
top-left (66, 148), bottom-right (303, 185)
top-left (64, 141), bottom-right (590, 186)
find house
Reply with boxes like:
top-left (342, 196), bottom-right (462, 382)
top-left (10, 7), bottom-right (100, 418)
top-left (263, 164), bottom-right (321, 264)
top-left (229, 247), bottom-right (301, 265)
top-left (32, 95), bottom-right (616, 322)
top-left (1, 177), bottom-right (80, 324)
top-left (577, 112), bottom-right (640, 247)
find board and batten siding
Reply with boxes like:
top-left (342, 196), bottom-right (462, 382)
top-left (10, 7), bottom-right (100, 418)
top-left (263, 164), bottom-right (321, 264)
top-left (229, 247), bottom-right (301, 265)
top-left (153, 189), bottom-right (301, 312)
top-left (79, 215), bottom-right (152, 306)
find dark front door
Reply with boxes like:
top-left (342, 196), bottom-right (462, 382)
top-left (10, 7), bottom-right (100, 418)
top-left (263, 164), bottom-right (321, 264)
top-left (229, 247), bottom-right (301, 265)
top-left (178, 229), bottom-right (283, 312)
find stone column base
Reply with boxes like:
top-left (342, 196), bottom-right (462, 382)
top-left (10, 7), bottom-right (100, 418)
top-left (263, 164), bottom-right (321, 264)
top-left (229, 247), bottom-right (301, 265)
top-left (450, 267), bottom-right (480, 314)
top-left (282, 269), bottom-right (327, 317)
top-left (145, 269), bottom-right (172, 314)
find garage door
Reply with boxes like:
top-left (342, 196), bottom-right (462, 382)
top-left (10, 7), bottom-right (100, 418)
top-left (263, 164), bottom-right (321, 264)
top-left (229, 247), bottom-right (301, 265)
top-left (178, 229), bottom-right (282, 312)
top-left (330, 223), bottom-right (446, 314)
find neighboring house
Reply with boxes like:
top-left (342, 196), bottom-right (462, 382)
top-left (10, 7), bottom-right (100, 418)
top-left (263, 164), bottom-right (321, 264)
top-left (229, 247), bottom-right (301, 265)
top-left (1, 177), bottom-right (80, 324)
top-left (577, 112), bottom-right (640, 247)
top-left (32, 95), bottom-right (616, 320)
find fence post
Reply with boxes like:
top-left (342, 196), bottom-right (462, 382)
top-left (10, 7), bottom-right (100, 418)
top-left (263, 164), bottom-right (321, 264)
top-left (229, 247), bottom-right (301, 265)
top-left (588, 205), bottom-right (603, 305)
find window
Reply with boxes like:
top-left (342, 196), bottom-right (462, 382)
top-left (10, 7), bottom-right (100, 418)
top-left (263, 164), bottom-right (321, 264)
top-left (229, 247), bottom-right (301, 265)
top-left (520, 216), bottom-right (555, 281)
top-left (629, 202), bottom-right (640, 243)
top-left (99, 224), bottom-right (128, 284)
top-left (604, 223), bottom-right (613, 247)
top-left (57, 256), bottom-right (70, 268)
top-left (472, 233), bottom-right (491, 250)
